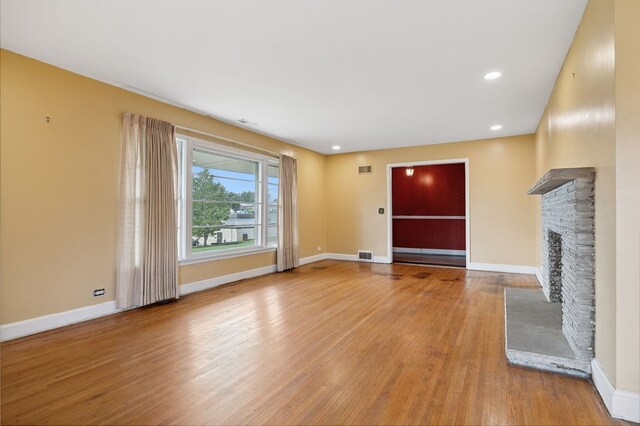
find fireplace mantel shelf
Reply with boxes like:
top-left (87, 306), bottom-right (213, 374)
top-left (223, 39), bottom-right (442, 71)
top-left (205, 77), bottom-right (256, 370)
top-left (528, 167), bottom-right (595, 195)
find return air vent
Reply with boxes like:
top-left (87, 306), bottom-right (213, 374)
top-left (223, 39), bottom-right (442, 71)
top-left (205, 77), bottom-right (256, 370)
top-left (358, 165), bottom-right (372, 174)
top-left (358, 250), bottom-right (374, 262)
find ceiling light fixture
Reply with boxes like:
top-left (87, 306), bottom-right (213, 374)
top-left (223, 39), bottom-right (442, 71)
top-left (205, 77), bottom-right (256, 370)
top-left (332, 145), bottom-right (341, 150)
top-left (405, 166), bottom-right (414, 177)
top-left (484, 71), bottom-right (502, 80)
top-left (491, 124), bottom-right (503, 130)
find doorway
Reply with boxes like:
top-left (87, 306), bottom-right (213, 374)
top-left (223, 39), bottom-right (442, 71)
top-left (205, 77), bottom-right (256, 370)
top-left (386, 159), bottom-right (469, 267)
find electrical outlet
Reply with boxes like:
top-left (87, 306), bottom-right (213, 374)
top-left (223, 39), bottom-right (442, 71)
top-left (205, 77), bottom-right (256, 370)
top-left (93, 288), bottom-right (105, 297)
top-left (317, 246), bottom-right (322, 252)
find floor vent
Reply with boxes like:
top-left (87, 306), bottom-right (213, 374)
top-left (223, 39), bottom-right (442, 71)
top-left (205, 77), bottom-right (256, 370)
top-left (358, 250), bottom-right (374, 261)
top-left (358, 165), bottom-right (372, 174)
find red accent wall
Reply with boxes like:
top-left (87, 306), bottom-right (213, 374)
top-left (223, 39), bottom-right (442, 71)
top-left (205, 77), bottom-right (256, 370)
top-left (392, 163), bottom-right (465, 250)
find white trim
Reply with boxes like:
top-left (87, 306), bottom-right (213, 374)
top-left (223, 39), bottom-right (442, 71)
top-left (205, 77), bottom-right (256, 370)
top-left (175, 125), bottom-right (280, 158)
top-left (392, 215), bottom-right (465, 220)
top-left (613, 391), bottom-right (640, 423)
top-left (327, 253), bottom-right (359, 261)
top-left (535, 267), bottom-right (544, 287)
top-left (325, 253), bottom-right (390, 264)
top-left (299, 253), bottom-right (329, 265)
top-left (592, 358), bottom-right (640, 423)
top-left (0, 301), bottom-right (124, 342)
top-left (178, 247), bottom-right (276, 265)
top-left (173, 252), bottom-right (399, 300)
top-left (592, 358), bottom-right (616, 414)
top-left (189, 134), bottom-right (268, 164)
top-left (2, 255), bottom-right (333, 342)
top-left (179, 264), bottom-right (277, 295)
top-left (386, 158), bottom-right (470, 267)
top-left (467, 262), bottom-right (536, 274)
top-left (393, 247), bottom-right (466, 256)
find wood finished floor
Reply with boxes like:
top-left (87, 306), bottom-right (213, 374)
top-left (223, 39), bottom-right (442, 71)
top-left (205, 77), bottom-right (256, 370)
top-left (1, 260), bottom-right (621, 425)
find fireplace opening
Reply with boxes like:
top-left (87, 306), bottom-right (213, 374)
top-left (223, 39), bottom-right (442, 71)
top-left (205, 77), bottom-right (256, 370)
top-left (548, 230), bottom-right (563, 303)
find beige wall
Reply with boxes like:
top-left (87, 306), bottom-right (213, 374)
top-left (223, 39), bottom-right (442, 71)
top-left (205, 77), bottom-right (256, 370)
top-left (535, 0), bottom-right (640, 394)
top-left (614, 0), bottom-right (640, 394)
top-left (0, 49), bottom-right (327, 324)
top-left (533, 0), bottom-right (617, 384)
top-left (1, 3), bottom-right (637, 394)
top-left (325, 135), bottom-right (537, 266)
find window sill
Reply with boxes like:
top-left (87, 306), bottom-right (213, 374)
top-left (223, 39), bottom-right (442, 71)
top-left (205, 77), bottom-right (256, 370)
top-left (178, 247), bottom-right (277, 266)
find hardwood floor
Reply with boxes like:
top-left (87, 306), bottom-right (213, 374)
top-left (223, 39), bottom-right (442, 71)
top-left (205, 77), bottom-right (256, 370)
top-left (1, 260), bottom-right (621, 425)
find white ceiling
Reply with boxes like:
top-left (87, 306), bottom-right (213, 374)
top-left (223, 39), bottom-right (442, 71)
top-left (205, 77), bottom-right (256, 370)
top-left (0, 0), bottom-right (587, 154)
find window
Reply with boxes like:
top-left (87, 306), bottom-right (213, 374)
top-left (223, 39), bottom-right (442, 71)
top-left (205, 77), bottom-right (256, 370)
top-left (177, 135), bottom-right (279, 261)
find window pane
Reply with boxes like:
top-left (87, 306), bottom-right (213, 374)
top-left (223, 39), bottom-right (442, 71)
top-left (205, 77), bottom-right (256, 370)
top-left (192, 170), bottom-right (258, 204)
top-left (193, 148), bottom-right (258, 203)
top-left (206, 176), bottom-right (257, 202)
top-left (191, 147), bottom-right (262, 255)
top-left (181, 138), bottom-right (279, 258)
top-left (192, 224), bottom-right (260, 253)
top-left (267, 225), bottom-right (278, 247)
top-left (267, 204), bottom-right (277, 225)
top-left (268, 164), bottom-right (279, 185)
top-left (192, 201), bottom-right (244, 227)
top-left (194, 148), bottom-right (258, 176)
top-left (268, 184), bottom-right (278, 204)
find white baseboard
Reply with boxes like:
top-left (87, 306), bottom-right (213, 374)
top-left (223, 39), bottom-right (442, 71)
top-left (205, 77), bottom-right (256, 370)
top-left (592, 358), bottom-right (640, 423)
top-left (1, 255), bottom-right (332, 342)
top-left (592, 358), bottom-right (615, 413)
top-left (181, 253), bottom-right (334, 295)
top-left (535, 267), bottom-right (543, 287)
top-left (327, 253), bottom-right (358, 261)
top-left (326, 253), bottom-right (390, 264)
top-left (613, 390), bottom-right (640, 423)
top-left (179, 264), bottom-right (277, 295)
top-left (299, 253), bottom-right (328, 265)
top-left (467, 262), bottom-right (536, 275)
top-left (0, 300), bottom-right (123, 342)
top-left (0, 257), bottom-right (541, 343)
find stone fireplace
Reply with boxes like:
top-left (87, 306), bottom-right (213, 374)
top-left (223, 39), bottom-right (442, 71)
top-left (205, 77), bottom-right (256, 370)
top-left (504, 167), bottom-right (595, 377)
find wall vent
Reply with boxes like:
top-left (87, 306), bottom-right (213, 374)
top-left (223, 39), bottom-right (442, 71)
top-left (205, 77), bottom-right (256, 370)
top-left (357, 250), bottom-right (374, 262)
top-left (358, 165), bottom-right (372, 174)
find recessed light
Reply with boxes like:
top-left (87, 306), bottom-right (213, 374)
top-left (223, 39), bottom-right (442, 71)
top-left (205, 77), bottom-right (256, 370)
top-left (491, 124), bottom-right (503, 130)
top-left (332, 145), bottom-right (341, 150)
top-left (484, 71), bottom-right (502, 80)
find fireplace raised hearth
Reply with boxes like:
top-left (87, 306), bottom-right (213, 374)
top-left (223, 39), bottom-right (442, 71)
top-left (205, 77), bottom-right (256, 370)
top-left (505, 167), bottom-right (595, 377)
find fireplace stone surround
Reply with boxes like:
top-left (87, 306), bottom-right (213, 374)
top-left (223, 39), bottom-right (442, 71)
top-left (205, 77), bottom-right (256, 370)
top-left (504, 167), bottom-right (595, 377)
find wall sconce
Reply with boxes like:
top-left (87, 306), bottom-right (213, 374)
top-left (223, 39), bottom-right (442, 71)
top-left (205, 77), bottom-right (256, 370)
top-left (405, 166), bottom-right (414, 176)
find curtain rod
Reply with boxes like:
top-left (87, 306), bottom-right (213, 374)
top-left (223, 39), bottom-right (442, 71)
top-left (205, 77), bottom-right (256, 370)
top-left (175, 124), bottom-right (281, 158)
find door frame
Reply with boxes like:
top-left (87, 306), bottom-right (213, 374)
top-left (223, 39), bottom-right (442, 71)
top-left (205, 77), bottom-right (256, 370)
top-left (386, 158), bottom-right (470, 267)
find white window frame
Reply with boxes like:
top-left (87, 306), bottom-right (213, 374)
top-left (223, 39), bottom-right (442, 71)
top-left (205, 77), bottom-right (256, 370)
top-left (177, 134), bottom-right (278, 264)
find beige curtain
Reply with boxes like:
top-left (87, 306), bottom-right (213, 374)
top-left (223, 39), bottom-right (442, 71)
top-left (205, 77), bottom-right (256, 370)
top-left (277, 155), bottom-right (300, 271)
top-left (116, 113), bottom-right (179, 309)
